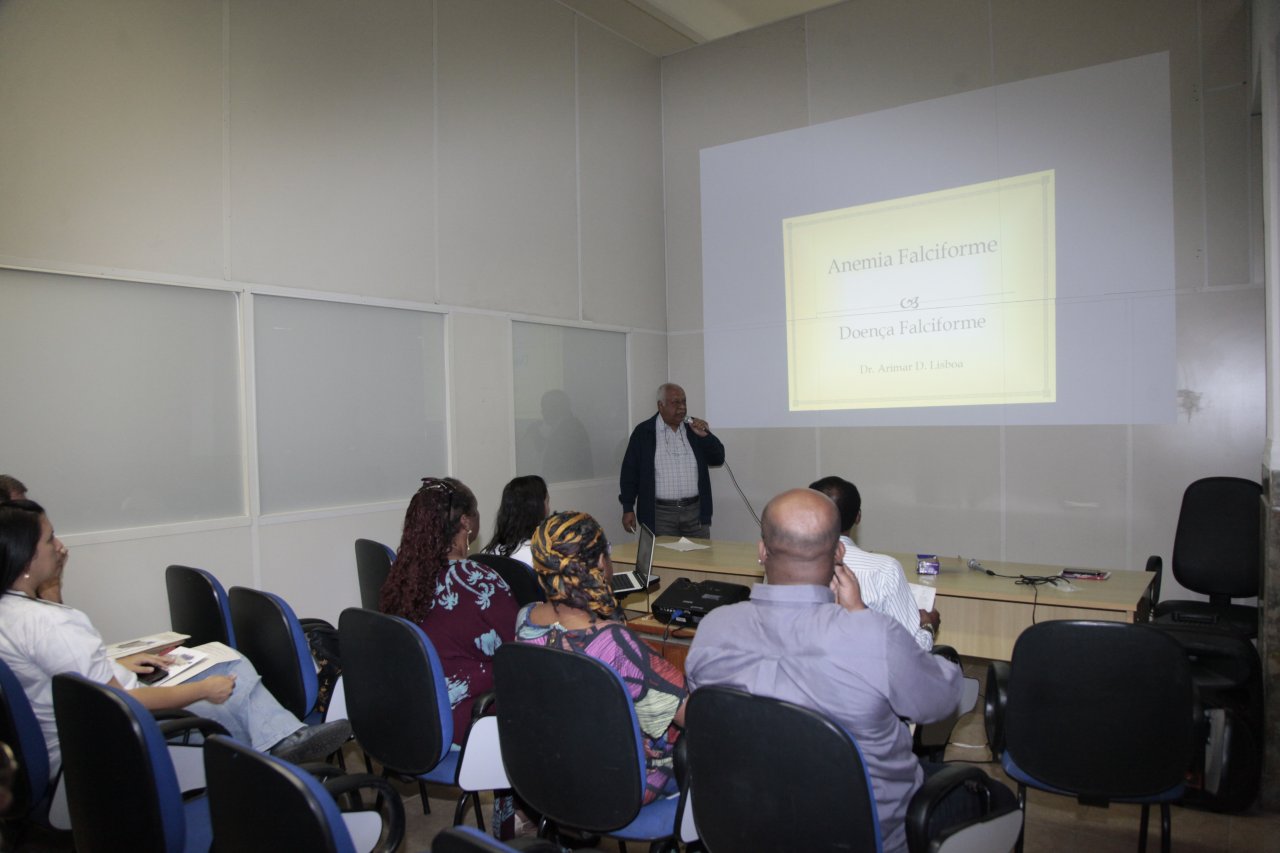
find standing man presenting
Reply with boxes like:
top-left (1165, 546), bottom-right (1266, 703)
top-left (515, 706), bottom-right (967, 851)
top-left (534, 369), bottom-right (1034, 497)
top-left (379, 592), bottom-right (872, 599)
top-left (619, 383), bottom-right (725, 538)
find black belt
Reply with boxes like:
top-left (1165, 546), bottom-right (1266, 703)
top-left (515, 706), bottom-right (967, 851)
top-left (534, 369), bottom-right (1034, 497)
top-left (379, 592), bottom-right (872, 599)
top-left (656, 496), bottom-right (699, 508)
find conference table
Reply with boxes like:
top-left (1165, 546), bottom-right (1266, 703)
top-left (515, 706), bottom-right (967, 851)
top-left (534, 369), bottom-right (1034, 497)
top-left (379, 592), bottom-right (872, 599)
top-left (613, 537), bottom-right (1153, 662)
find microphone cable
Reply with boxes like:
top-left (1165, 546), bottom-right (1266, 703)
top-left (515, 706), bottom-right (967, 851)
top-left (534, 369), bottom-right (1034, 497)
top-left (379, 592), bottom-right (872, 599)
top-left (721, 459), bottom-right (761, 527)
top-left (967, 559), bottom-right (1065, 624)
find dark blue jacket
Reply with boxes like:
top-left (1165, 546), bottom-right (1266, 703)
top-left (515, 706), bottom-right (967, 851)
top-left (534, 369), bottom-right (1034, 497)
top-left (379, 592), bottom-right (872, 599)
top-left (618, 415), bottom-right (725, 530)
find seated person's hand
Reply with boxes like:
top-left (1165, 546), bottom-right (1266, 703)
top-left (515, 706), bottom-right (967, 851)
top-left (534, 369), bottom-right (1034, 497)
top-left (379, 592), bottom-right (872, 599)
top-left (119, 653), bottom-right (176, 674)
top-left (830, 563), bottom-right (865, 611)
top-left (200, 675), bottom-right (236, 704)
top-left (919, 608), bottom-right (940, 630)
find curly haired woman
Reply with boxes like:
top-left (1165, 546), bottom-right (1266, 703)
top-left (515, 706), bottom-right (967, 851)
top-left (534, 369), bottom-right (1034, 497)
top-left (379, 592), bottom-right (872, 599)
top-left (380, 477), bottom-right (518, 739)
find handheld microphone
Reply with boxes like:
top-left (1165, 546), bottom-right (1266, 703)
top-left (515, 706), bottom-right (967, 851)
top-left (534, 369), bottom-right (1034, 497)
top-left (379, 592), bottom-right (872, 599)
top-left (967, 558), bottom-right (986, 572)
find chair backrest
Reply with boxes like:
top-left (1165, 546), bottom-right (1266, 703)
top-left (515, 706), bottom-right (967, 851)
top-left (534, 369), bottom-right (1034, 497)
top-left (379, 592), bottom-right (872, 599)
top-left (1003, 620), bottom-right (1194, 800)
top-left (229, 586), bottom-right (319, 721)
top-left (493, 643), bottom-right (645, 833)
top-left (469, 553), bottom-right (545, 606)
top-left (1171, 477), bottom-right (1262, 600)
top-left (51, 673), bottom-right (189, 853)
top-left (204, 734), bottom-right (353, 853)
top-left (684, 685), bottom-right (882, 853)
top-left (166, 564), bottom-right (236, 647)
top-left (0, 658), bottom-right (50, 825)
top-left (337, 607), bottom-right (453, 773)
top-left (354, 539), bottom-right (395, 611)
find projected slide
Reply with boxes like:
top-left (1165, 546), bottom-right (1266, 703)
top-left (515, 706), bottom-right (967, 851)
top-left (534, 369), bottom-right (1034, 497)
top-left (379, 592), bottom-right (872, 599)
top-left (700, 51), bottom-right (1174, 428)
top-left (783, 171), bottom-right (1055, 411)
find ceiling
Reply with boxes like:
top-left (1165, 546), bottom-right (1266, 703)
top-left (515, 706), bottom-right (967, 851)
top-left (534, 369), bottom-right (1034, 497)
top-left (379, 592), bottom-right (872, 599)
top-left (558, 0), bottom-right (844, 57)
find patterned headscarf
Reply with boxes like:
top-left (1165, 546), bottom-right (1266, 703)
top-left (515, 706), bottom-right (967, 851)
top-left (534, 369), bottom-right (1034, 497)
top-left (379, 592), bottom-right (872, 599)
top-left (530, 510), bottom-right (618, 620)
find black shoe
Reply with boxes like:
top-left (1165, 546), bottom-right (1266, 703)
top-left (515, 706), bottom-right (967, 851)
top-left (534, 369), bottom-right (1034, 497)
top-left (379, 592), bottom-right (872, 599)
top-left (269, 719), bottom-right (352, 764)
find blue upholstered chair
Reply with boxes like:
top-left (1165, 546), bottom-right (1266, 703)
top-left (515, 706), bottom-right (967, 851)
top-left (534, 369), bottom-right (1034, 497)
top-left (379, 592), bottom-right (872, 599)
top-left (229, 586), bottom-right (326, 724)
top-left (165, 564), bottom-right (237, 648)
top-left (492, 643), bottom-right (681, 851)
top-left (986, 620), bottom-right (1195, 853)
top-left (338, 607), bottom-right (509, 828)
top-left (203, 733), bottom-right (405, 853)
top-left (354, 539), bottom-right (396, 611)
top-left (684, 685), bottom-right (1020, 853)
top-left (0, 657), bottom-right (64, 840)
top-left (51, 672), bottom-right (229, 853)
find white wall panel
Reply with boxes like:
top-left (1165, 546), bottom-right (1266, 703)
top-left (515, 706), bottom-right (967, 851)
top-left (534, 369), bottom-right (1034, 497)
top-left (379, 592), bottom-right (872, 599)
top-left (807, 0), bottom-right (993, 122)
top-left (1003, 427), bottom-right (1130, 569)
top-left (660, 19), bottom-right (810, 333)
top-left (256, 508), bottom-right (405, 627)
top-left (229, 0), bottom-right (434, 300)
top-left (450, 311), bottom-right (516, 531)
top-left (0, 0), bottom-right (223, 276)
top-left (578, 22), bottom-right (666, 330)
top-left (64, 526), bottom-right (255, 648)
top-left (817, 427), bottom-right (1005, 560)
top-left (435, 0), bottom-right (578, 316)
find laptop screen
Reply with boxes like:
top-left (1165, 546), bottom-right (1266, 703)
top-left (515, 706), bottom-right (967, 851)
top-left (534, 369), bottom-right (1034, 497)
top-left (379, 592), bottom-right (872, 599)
top-left (634, 523), bottom-right (656, 585)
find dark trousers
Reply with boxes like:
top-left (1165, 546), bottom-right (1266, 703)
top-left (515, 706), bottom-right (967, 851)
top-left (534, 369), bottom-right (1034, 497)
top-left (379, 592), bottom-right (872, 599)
top-left (654, 500), bottom-right (710, 538)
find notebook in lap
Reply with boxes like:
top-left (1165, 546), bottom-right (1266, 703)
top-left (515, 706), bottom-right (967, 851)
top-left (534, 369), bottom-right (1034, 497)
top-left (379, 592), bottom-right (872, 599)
top-left (611, 523), bottom-right (659, 594)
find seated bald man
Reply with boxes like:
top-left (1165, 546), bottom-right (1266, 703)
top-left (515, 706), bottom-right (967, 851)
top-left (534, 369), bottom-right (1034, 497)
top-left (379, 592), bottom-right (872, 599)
top-left (685, 488), bottom-right (994, 853)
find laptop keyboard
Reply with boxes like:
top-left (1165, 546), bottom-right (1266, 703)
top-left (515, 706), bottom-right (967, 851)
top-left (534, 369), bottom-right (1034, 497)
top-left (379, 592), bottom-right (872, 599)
top-left (610, 575), bottom-right (634, 592)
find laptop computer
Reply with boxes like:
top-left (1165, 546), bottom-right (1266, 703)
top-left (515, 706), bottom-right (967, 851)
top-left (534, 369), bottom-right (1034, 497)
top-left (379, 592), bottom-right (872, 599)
top-left (610, 523), bottom-right (659, 595)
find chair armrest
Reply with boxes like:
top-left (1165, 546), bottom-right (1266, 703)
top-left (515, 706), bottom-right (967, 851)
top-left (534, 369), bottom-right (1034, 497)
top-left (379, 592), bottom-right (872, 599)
top-left (298, 761), bottom-right (346, 781)
top-left (931, 644), bottom-right (961, 666)
top-left (156, 716), bottom-right (230, 741)
top-left (906, 764), bottom-right (1017, 853)
top-left (984, 661), bottom-right (1010, 760)
top-left (673, 731), bottom-right (689, 790)
top-left (471, 690), bottom-right (496, 720)
top-left (320, 772), bottom-right (406, 853)
top-left (1144, 554), bottom-right (1162, 616)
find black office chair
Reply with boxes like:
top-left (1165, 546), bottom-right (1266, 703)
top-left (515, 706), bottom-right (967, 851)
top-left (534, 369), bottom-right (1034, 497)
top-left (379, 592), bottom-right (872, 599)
top-left (51, 673), bottom-right (230, 853)
top-left (229, 586), bottom-right (325, 724)
top-left (338, 607), bottom-right (509, 827)
top-left (354, 539), bottom-right (395, 611)
top-left (166, 564), bottom-right (237, 647)
top-left (0, 658), bottom-right (63, 844)
top-left (684, 685), bottom-right (1019, 853)
top-left (470, 553), bottom-right (545, 606)
top-left (986, 620), bottom-right (1195, 853)
top-left (203, 733), bottom-right (404, 853)
top-left (1144, 621), bottom-right (1262, 812)
top-left (1151, 476), bottom-right (1261, 638)
top-left (492, 643), bottom-right (680, 851)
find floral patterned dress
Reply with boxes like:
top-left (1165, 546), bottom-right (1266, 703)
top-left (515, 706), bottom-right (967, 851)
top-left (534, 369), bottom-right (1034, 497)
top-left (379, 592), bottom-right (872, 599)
top-left (418, 558), bottom-right (519, 741)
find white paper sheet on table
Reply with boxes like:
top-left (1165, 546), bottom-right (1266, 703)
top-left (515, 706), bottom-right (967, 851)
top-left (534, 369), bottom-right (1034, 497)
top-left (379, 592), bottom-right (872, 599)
top-left (659, 537), bottom-right (710, 552)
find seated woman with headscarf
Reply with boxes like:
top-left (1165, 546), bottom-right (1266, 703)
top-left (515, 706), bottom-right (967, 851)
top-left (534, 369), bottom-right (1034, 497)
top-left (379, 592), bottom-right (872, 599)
top-left (516, 511), bottom-right (686, 803)
top-left (380, 477), bottom-right (519, 740)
